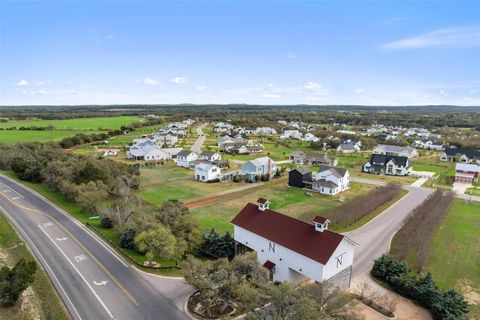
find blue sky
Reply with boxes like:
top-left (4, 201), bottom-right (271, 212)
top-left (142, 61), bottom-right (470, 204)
top-left (1, 1), bottom-right (480, 106)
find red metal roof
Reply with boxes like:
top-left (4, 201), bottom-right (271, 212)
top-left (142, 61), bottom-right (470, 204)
top-left (256, 198), bottom-right (269, 204)
top-left (263, 260), bottom-right (276, 270)
top-left (313, 216), bottom-right (328, 224)
top-left (231, 203), bottom-right (344, 265)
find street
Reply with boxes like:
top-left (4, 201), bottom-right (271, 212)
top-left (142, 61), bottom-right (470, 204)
top-left (0, 175), bottom-right (188, 320)
top-left (190, 123), bottom-right (207, 153)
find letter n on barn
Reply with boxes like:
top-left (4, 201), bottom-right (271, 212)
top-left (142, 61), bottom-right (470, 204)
top-left (269, 242), bottom-right (275, 253)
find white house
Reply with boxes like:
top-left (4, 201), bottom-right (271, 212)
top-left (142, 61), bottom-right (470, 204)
top-left (199, 151), bottom-right (222, 162)
top-left (195, 163), bottom-right (221, 182)
top-left (231, 199), bottom-right (356, 289)
top-left (281, 130), bottom-right (303, 140)
top-left (300, 166), bottom-right (350, 196)
top-left (373, 144), bottom-right (418, 159)
top-left (242, 157), bottom-right (277, 182)
top-left (363, 154), bottom-right (412, 176)
top-left (126, 145), bottom-right (171, 161)
top-left (176, 150), bottom-right (199, 168)
top-left (304, 133), bottom-right (320, 142)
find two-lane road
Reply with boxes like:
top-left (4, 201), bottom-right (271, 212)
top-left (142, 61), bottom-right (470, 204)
top-left (0, 175), bottom-right (186, 320)
top-left (346, 185), bottom-right (433, 277)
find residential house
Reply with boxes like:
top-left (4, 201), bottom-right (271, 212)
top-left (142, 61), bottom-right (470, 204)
top-left (337, 141), bottom-right (361, 153)
top-left (242, 157), bottom-right (277, 182)
top-left (363, 154), bottom-right (412, 176)
top-left (281, 130), bottom-right (303, 140)
top-left (154, 133), bottom-right (179, 147)
top-left (199, 151), bottom-right (222, 162)
top-left (440, 148), bottom-right (480, 164)
top-left (303, 166), bottom-right (350, 195)
top-left (231, 199), bottom-right (356, 288)
top-left (454, 163), bottom-right (480, 184)
top-left (176, 150), bottom-right (199, 168)
top-left (413, 140), bottom-right (444, 151)
top-left (290, 151), bottom-right (338, 166)
top-left (288, 167), bottom-right (313, 188)
top-left (126, 145), bottom-right (171, 161)
top-left (304, 133), bottom-right (320, 142)
top-left (373, 144), bottom-right (418, 159)
top-left (195, 163), bottom-right (221, 182)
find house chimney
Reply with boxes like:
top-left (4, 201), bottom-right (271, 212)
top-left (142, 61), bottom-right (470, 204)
top-left (313, 216), bottom-right (330, 232)
top-left (256, 198), bottom-right (270, 212)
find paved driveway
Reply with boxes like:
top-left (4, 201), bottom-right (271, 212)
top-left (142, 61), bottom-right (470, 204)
top-left (452, 182), bottom-right (471, 195)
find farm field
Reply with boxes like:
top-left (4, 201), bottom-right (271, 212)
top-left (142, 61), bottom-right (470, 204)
top-left (405, 199), bottom-right (480, 318)
top-left (0, 129), bottom-right (107, 143)
top-left (189, 179), bottom-right (375, 234)
top-left (0, 210), bottom-right (68, 320)
top-left (139, 164), bottom-right (252, 205)
top-left (0, 116), bottom-right (144, 130)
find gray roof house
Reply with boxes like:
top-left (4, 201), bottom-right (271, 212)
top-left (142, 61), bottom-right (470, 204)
top-left (373, 144), bottom-right (418, 159)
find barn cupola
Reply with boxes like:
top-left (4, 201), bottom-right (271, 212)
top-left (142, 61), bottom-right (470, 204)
top-left (256, 198), bottom-right (270, 212)
top-left (313, 216), bottom-right (330, 232)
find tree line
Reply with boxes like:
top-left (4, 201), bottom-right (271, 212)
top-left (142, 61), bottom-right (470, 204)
top-left (391, 189), bottom-right (454, 271)
top-left (323, 183), bottom-right (402, 228)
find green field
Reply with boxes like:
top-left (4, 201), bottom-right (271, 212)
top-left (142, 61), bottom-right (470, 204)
top-left (190, 179), bottom-right (375, 234)
top-left (0, 116), bottom-right (144, 130)
top-left (405, 199), bottom-right (480, 318)
top-left (0, 116), bottom-right (145, 143)
top-left (139, 165), bottom-right (254, 205)
top-left (0, 129), bottom-right (108, 143)
top-left (0, 211), bottom-right (68, 320)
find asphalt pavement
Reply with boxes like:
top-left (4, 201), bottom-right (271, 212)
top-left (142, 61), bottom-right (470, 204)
top-left (0, 174), bottom-right (188, 320)
top-left (190, 123), bottom-right (207, 153)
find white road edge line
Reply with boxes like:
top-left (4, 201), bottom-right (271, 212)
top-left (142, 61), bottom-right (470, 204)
top-left (0, 175), bottom-right (128, 268)
top-left (38, 224), bottom-right (114, 319)
top-left (0, 181), bottom-right (24, 198)
top-left (0, 204), bottom-right (82, 320)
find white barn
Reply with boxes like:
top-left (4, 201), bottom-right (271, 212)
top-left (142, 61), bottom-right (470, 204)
top-left (231, 199), bottom-right (356, 289)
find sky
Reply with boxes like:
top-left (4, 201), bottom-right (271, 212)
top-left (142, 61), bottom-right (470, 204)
top-left (1, 1), bottom-right (480, 106)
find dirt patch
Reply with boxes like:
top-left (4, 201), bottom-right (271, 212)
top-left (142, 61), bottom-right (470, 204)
top-left (19, 286), bottom-right (42, 320)
top-left (458, 279), bottom-right (480, 305)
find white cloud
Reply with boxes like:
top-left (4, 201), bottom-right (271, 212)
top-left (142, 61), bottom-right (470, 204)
top-left (440, 90), bottom-right (447, 96)
top-left (380, 25), bottom-right (480, 50)
top-left (34, 81), bottom-right (49, 87)
top-left (303, 82), bottom-right (328, 96)
top-left (286, 52), bottom-right (296, 59)
top-left (142, 78), bottom-right (159, 86)
top-left (22, 89), bottom-right (49, 95)
top-left (195, 86), bottom-right (207, 91)
top-left (16, 80), bottom-right (29, 87)
top-left (170, 76), bottom-right (187, 84)
top-left (262, 93), bottom-right (280, 99)
top-left (354, 88), bottom-right (365, 94)
top-left (265, 83), bottom-right (282, 94)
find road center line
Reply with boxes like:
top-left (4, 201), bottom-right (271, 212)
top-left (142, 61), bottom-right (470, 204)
top-left (38, 224), bottom-right (114, 319)
top-left (0, 204), bottom-right (82, 320)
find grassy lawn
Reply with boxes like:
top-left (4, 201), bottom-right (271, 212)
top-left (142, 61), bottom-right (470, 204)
top-left (404, 199), bottom-right (480, 318)
top-left (413, 158), bottom-right (456, 190)
top-left (466, 187), bottom-right (480, 196)
top-left (0, 210), bottom-right (68, 320)
top-left (0, 116), bottom-right (144, 130)
top-left (350, 170), bottom-right (418, 185)
top-left (0, 129), bottom-right (107, 143)
top-left (190, 178), bottom-right (375, 234)
top-left (0, 170), bottom-right (182, 276)
top-left (139, 165), bottom-right (251, 204)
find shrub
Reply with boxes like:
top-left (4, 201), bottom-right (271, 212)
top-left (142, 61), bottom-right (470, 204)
top-left (0, 259), bottom-right (37, 306)
top-left (100, 217), bottom-right (114, 228)
top-left (119, 228), bottom-right (137, 250)
top-left (371, 254), bottom-right (469, 320)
